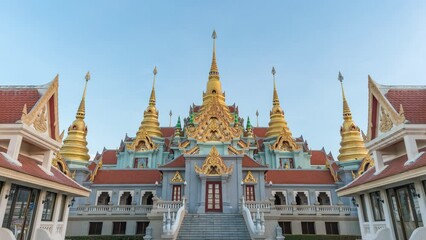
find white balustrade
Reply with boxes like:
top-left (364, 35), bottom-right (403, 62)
top-left (241, 197), bottom-right (265, 237)
top-left (162, 198), bottom-right (186, 238)
top-left (246, 203), bottom-right (355, 215)
top-left (39, 222), bottom-right (54, 234)
top-left (76, 205), bottom-right (153, 215)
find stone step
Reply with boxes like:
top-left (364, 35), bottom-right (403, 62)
top-left (177, 213), bottom-right (251, 240)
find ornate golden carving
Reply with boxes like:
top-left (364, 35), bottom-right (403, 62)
top-left (228, 145), bottom-right (242, 155)
top-left (89, 159), bottom-right (103, 182)
top-left (184, 145), bottom-right (199, 155)
top-left (127, 128), bottom-right (157, 151)
top-left (355, 154), bottom-right (375, 178)
top-left (186, 96), bottom-right (242, 142)
top-left (21, 76), bottom-right (60, 141)
top-left (195, 146), bottom-right (233, 175)
top-left (379, 107), bottom-right (393, 133)
top-left (33, 106), bottom-right (48, 133)
top-left (269, 131), bottom-right (299, 151)
top-left (52, 151), bottom-right (72, 177)
top-left (171, 171), bottom-right (184, 183)
top-left (243, 171), bottom-right (257, 183)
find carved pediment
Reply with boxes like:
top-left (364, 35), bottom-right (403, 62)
top-left (243, 171), bottom-right (257, 183)
top-left (127, 128), bottom-right (157, 152)
top-left (186, 96), bottom-right (242, 142)
top-left (171, 171), bottom-right (184, 183)
top-left (379, 107), bottom-right (393, 133)
top-left (354, 154), bottom-right (374, 178)
top-left (52, 151), bottom-right (72, 178)
top-left (195, 146), bottom-right (233, 175)
top-left (269, 131), bottom-right (299, 151)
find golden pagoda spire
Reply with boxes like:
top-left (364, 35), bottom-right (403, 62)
top-left (203, 30), bottom-right (225, 105)
top-left (337, 72), bottom-right (368, 162)
top-left (60, 72), bottom-right (91, 161)
top-left (136, 67), bottom-right (163, 138)
top-left (265, 67), bottom-right (292, 138)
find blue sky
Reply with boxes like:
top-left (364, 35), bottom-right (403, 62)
top-left (1, 1), bottom-right (426, 157)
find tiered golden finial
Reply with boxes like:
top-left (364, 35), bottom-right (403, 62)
top-left (337, 72), bottom-right (368, 161)
top-left (265, 67), bottom-right (292, 138)
top-left (203, 30), bottom-right (225, 105)
top-left (60, 72), bottom-right (91, 161)
top-left (136, 67), bottom-right (163, 138)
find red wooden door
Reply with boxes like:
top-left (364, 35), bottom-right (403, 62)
top-left (205, 181), bottom-right (222, 212)
top-left (172, 185), bottom-right (182, 201)
top-left (245, 185), bottom-right (255, 201)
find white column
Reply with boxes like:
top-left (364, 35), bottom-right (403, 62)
top-left (354, 195), bottom-right (366, 237)
top-left (414, 181), bottom-right (426, 223)
top-left (380, 189), bottom-right (396, 240)
top-left (7, 135), bottom-right (22, 160)
top-left (363, 193), bottom-right (376, 235)
top-left (42, 150), bottom-right (53, 171)
top-left (30, 190), bottom-right (47, 240)
top-left (51, 193), bottom-right (63, 237)
top-left (0, 182), bottom-right (12, 224)
top-left (404, 135), bottom-right (418, 160)
top-left (61, 196), bottom-right (72, 237)
top-left (373, 150), bottom-right (384, 173)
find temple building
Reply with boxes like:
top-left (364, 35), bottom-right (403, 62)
top-left (337, 77), bottom-right (426, 240)
top-left (61, 31), bottom-right (366, 239)
top-left (0, 76), bottom-right (90, 240)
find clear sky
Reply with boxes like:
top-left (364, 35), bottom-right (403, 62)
top-left (1, 1), bottom-right (425, 158)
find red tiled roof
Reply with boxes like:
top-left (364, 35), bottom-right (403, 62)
top-left (161, 155), bottom-right (185, 168)
top-left (0, 88), bottom-right (41, 123)
top-left (311, 150), bottom-right (327, 165)
top-left (161, 127), bottom-right (175, 138)
top-left (340, 150), bottom-right (426, 191)
top-left (265, 170), bottom-right (336, 184)
top-left (101, 150), bottom-right (117, 165)
top-left (92, 169), bottom-right (161, 184)
top-left (0, 150), bottom-right (87, 191)
top-left (253, 128), bottom-right (268, 138)
top-left (242, 155), bottom-right (266, 168)
top-left (385, 89), bottom-right (426, 124)
top-left (87, 161), bottom-right (97, 171)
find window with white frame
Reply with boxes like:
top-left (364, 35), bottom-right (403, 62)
top-left (96, 191), bottom-right (112, 205)
top-left (273, 191), bottom-right (287, 205)
top-left (294, 191), bottom-right (309, 205)
top-left (316, 191), bottom-right (331, 205)
top-left (119, 191), bottom-right (134, 205)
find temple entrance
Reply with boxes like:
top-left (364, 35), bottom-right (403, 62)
top-left (387, 184), bottom-right (423, 240)
top-left (205, 181), bottom-right (222, 212)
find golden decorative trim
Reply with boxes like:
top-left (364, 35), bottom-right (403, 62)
top-left (195, 146), bottom-right (233, 175)
top-left (269, 131), bottom-right (299, 151)
top-left (171, 171), bottom-right (184, 183)
top-left (21, 76), bottom-right (60, 141)
top-left (355, 154), bottom-right (375, 178)
top-left (228, 145), bottom-right (242, 155)
top-left (179, 140), bottom-right (190, 149)
top-left (52, 151), bottom-right (72, 177)
top-left (33, 106), bottom-right (48, 133)
top-left (367, 76), bottom-right (405, 140)
top-left (89, 159), bottom-right (103, 182)
top-left (237, 140), bottom-right (248, 149)
top-left (379, 107), bottom-right (393, 133)
top-left (243, 171), bottom-right (257, 183)
top-left (186, 96), bottom-right (241, 142)
top-left (184, 145), bottom-right (199, 155)
top-left (127, 128), bottom-right (157, 152)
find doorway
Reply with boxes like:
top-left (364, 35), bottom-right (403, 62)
top-left (1, 184), bottom-right (39, 240)
top-left (387, 184), bottom-right (423, 240)
top-left (205, 181), bottom-right (222, 212)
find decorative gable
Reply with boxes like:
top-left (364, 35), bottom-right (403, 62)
top-left (195, 146), bottom-right (233, 175)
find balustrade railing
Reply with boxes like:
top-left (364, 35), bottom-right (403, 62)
top-left (245, 201), bottom-right (355, 215)
top-left (76, 204), bottom-right (153, 215)
top-left (242, 198), bottom-right (265, 237)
